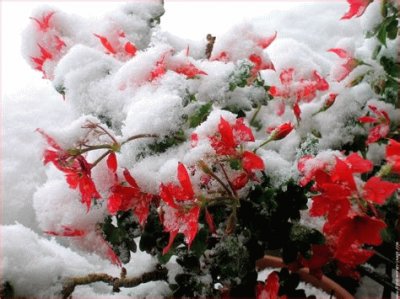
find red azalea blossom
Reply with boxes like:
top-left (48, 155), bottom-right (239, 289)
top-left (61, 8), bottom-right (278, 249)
top-left (358, 105), bottom-right (390, 144)
top-left (30, 11), bottom-right (55, 32)
top-left (341, 0), bottom-right (373, 20)
top-left (328, 48), bottom-right (360, 82)
top-left (159, 163), bottom-right (200, 254)
top-left (386, 139), bottom-right (400, 174)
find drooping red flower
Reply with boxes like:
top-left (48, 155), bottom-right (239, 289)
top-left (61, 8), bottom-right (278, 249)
top-left (174, 62), bottom-right (207, 78)
top-left (363, 176), bottom-right (399, 205)
top-left (341, 0), bottom-right (373, 20)
top-left (210, 117), bottom-right (254, 155)
top-left (30, 11), bottom-right (55, 32)
top-left (37, 129), bottom-right (101, 211)
top-left (358, 105), bottom-right (390, 144)
top-left (328, 48), bottom-right (360, 82)
top-left (267, 122), bottom-right (294, 141)
top-left (300, 244), bottom-right (332, 279)
top-left (249, 54), bottom-right (275, 79)
top-left (386, 139), bottom-right (400, 174)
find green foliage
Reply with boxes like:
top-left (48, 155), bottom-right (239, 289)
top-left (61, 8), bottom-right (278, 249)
top-left (188, 102), bottom-right (213, 128)
top-left (101, 212), bottom-right (140, 264)
top-left (228, 61), bottom-right (252, 91)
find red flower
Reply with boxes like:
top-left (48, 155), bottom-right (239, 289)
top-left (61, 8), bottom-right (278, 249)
top-left (344, 152), bottom-right (373, 174)
top-left (174, 62), bottom-right (207, 78)
top-left (269, 69), bottom-right (328, 116)
top-left (37, 129), bottom-right (101, 211)
top-left (159, 163), bottom-right (200, 254)
top-left (107, 169), bottom-right (153, 225)
top-left (268, 122), bottom-right (294, 141)
top-left (341, 0), bottom-right (372, 20)
top-left (386, 139), bottom-right (400, 174)
top-left (30, 11), bottom-right (55, 32)
top-left (358, 105), bottom-right (390, 144)
top-left (249, 54), bottom-right (275, 80)
top-left (328, 48), bottom-right (360, 82)
top-left (363, 176), bottom-right (399, 205)
top-left (210, 117), bottom-right (254, 155)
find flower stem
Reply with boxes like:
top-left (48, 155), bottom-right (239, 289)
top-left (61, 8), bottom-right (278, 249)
top-left (253, 138), bottom-right (272, 153)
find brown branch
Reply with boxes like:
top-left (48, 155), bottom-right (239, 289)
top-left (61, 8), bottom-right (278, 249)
top-left (205, 34), bottom-right (216, 59)
top-left (61, 266), bottom-right (168, 299)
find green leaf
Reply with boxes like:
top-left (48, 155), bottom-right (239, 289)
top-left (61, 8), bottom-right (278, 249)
top-left (377, 25), bottom-right (387, 46)
top-left (387, 19), bottom-right (398, 39)
top-left (189, 102), bottom-right (213, 128)
top-left (190, 228), bottom-right (208, 258)
top-left (229, 158), bottom-right (241, 170)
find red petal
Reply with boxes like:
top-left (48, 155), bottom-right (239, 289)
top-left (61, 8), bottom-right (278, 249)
top-left (280, 68), bottom-right (295, 85)
top-left (363, 176), bottom-right (399, 204)
top-left (205, 208), bottom-right (216, 233)
top-left (30, 11), bottom-right (55, 31)
top-left (218, 117), bottom-right (236, 149)
top-left (242, 151), bottom-right (264, 172)
top-left (293, 102), bottom-right (301, 121)
top-left (174, 62), bottom-right (207, 78)
top-left (328, 48), bottom-right (349, 59)
top-left (312, 71), bottom-right (329, 91)
top-left (36, 128), bottom-right (62, 150)
top-left (257, 31), bottom-right (277, 49)
top-left (358, 116), bottom-right (377, 123)
top-left (94, 34), bottom-right (116, 54)
top-left (177, 162), bottom-right (194, 199)
top-left (107, 152), bottom-right (118, 173)
top-left (107, 193), bottom-right (122, 214)
top-left (366, 124), bottom-right (389, 144)
top-left (270, 122), bottom-right (294, 140)
top-left (337, 215), bottom-right (387, 249)
top-left (160, 183), bottom-right (178, 208)
top-left (163, 230), bottom-right (178, 255)
top-left (386, 139), bottom-right (400, 159)
top-left (123, 169), bottom-right (139, 189)
top-left (233, 118), bottom-right (255, 143)
top-left (341, 0), bottom-right (371, 19)
top-left (124, 41), bottom-right (137, 56)
top-left (232, 173), bottom-right (249, 190)
top-left (345, 153), bottom-right (373, 174)
top-left (38, 44), bottom-right (53, 60)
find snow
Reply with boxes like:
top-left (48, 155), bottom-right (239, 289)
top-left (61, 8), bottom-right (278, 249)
top-left (2, 0), bottom-right (398, 297)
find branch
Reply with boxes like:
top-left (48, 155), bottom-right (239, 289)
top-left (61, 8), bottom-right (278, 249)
top-left (61, 266), bottom-right (168, 299)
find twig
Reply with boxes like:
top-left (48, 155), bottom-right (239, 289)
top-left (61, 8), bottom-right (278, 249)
top-left (205, 34), bottom-right (216, 59)
top-left (61, 266), bottom-right (168, 299)
top-left (121, 134), bottom-right (159, 146)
